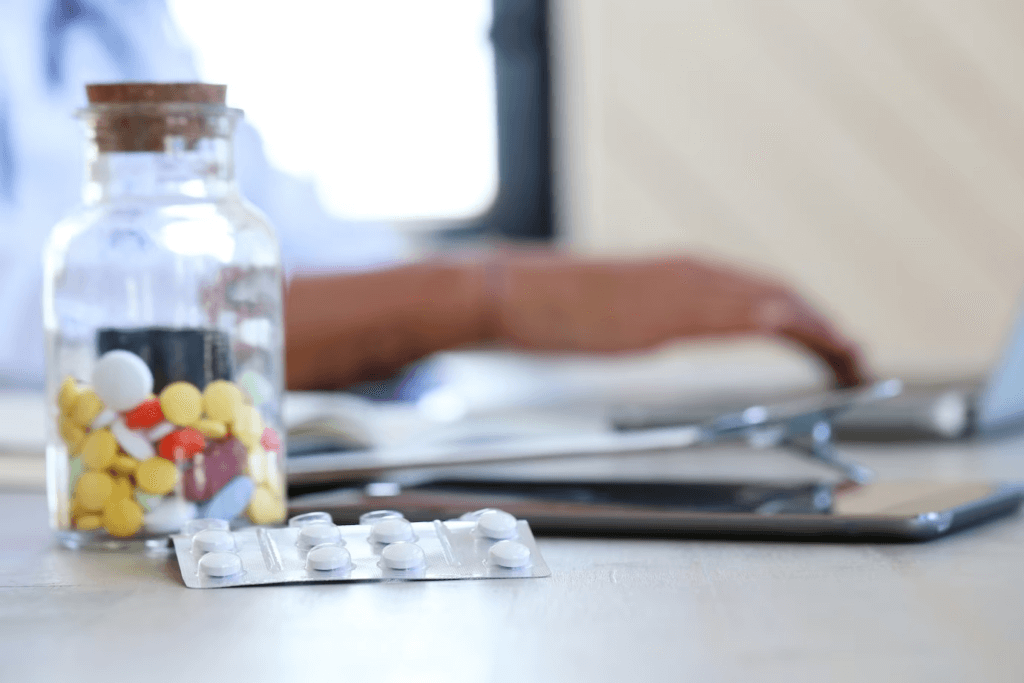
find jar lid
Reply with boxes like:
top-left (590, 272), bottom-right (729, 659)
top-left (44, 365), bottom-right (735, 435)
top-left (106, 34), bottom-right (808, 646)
top-left (82, 82), bottom-right (238, 153)
top-left (86, 82), bottom-right (227, 105)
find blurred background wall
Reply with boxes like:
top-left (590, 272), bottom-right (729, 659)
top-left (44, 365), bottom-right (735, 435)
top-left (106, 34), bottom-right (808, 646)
top-left (553, 0), bottom-right (1024, 381)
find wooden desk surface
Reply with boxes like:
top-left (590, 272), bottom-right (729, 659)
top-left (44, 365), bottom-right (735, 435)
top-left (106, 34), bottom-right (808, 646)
top-left (2, 437), bottom-right (1023, 682)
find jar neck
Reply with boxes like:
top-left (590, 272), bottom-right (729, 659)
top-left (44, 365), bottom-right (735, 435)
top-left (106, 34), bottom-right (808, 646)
top-left (78, 104), bottom-right (241, 204)
top-left (84, 139), bottom-right (237, 204)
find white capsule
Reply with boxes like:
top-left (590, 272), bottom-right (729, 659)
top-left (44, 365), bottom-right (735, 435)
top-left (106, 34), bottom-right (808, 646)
top-left (298, 522), bottom-right (342, 548)
top-left (193, 529), bottom-right (234, 554)
top-left (90, 408), bottom-right (117, 430)
top-left (381, 542), bottom-right (425, 570)
top-left (307, 544), bottom-right (352, 571)
top-left (146, 421), bottom-right (176, 442)
top-left (198, 552), bottom-right (242, 578)
top-left (370, 518), bottom-right (414, 544)
top-left (476, 510), bottom-right (518, 540)
top-left (91, 350), bottom-right (153, 412)
top-left (488, 540), bottom-right (531, 569)
top-left (110, 418), bottom-right (156, 460)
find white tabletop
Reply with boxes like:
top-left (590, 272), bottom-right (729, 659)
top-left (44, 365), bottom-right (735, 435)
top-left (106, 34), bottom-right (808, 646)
top-left (2, 429), bottom-right (1024, 682)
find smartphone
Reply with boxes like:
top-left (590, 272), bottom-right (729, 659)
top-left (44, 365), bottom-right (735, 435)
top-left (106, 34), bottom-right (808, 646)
top-left (287, 478), bottom-right (1024, 541)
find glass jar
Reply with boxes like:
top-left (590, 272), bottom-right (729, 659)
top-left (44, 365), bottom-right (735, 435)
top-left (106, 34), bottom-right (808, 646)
top-left (43, 83), bottom-right (287, 549)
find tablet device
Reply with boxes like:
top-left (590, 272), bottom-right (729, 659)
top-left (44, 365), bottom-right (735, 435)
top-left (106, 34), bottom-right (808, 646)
top-left (288, 478), bottom-right (1024, 541)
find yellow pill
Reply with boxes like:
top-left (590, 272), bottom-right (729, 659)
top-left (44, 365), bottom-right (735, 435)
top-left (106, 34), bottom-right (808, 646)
top-left (160, 382), bottom-right (202, 426)
top-left (72, 389), bottom-right (104, 427)
top-left (76, 471), bottom-right (113, 512)
top-left (69, 495), bottom-right (85, 520)
top-left (194, 418), bottom-right (228, 440)
top-left (135, 456), bottom-right (178, 495)
top-left (109, 476), bottom-right (133, 502)
top-left (58, 377), bottom-right (83, 415)
top-left (102, 498), bottom-right (144, 538)
top-left (59, 415), bottom-right (86, 454)
top-left (80, 429), bottom-right (118, 471)
top-left (247, 486), bottom-right (285, 525)
top-left (233, 405), bottom-right (263, 450)
top-left (111, 454), bottom-right (139, 476)
top-left (75, 514), bottom-right (103, 531)
top-left (202, 380), bottom-right (243, 423)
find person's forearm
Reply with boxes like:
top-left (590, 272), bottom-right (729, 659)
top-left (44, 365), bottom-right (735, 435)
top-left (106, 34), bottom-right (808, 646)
top-left (285, 263), bottom-right (493, 390)
top-left (285, 252), bottom-right (865, 391)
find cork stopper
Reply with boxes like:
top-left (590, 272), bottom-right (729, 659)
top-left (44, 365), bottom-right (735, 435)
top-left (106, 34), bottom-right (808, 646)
top-left (86, 82), bottom-right (227, 106)
top-left (84, 82), bottom-right (235, 153)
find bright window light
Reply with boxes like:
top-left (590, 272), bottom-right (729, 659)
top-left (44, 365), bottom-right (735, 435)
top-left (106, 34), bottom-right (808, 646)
top-left (168, 1), bottom-right (499, 223)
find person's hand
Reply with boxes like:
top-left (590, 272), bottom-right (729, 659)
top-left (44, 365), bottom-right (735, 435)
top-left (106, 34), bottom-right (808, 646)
top-left (493, 254), bottom-right (867, 388)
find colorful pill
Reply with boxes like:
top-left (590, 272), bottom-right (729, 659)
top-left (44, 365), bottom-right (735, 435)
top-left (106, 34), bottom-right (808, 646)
top-left (202, 380), bottom-right (243, 423)
top-left (193, 419), bottom-right (228, 440)
top-left (80, 429), bottom-right (118, 471)
top-left (183, 439), bottom-right (244, 501)
top-left (111, 418), bottom-right (156, 460)
top-left (198, 476), bottom-right (255, 521)
top-left (111, 454), bottom-right (139, 476)
top-left (108, 476), bottom-right (134, 502)
top-left (259, 427), bottom-right (280, 452)
top-left (72, 389), bottom-right (104, 428)
top-left (135, 456), bottom-right (178, 495)
top-left (75, 514), bottom-right (103, 531)
top-left (159, 382), bottom-right (202, 426)
top-left (246, 486), bottom-right (285, 525)
top-left (232, 405), bottom-right (263, 450)
top-left (59, 415), bottom-right (86, 454)
top-left (146, 421), bottom-right (176, 442)
top-left (91, 408), bottom-right (117, 430)
top-left (158, 427), bottom-right (206, 461)
top-left (92, 350), bottom-right (153, 412)
top-left (102, 498), bottom-right (144, 537)
top-left (123, 398), bottom-right (164, 430)
top-left (76, 471), bottom-right (113, 512)
top-left (58, 376), bottom-right (83, 414)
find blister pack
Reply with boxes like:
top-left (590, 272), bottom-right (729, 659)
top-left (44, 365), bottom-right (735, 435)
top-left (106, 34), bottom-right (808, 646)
top-left (172, 509), bottom-right (550, 588)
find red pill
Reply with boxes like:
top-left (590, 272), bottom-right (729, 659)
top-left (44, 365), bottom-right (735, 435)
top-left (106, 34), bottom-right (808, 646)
top-left (123, 398), bottom-right (163, 430)
top-left (260, 427), bottom-right (280, 452)
top-left (158, 427), bottom-right (206, 461)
